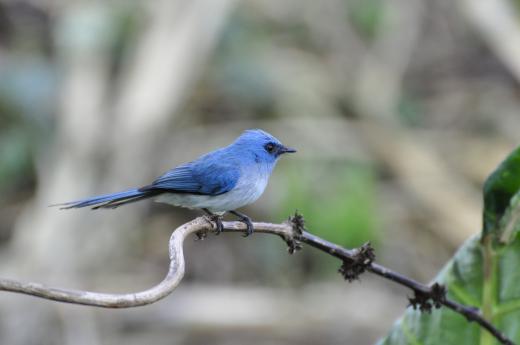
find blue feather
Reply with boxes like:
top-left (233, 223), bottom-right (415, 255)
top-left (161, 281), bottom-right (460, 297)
top-left (56, 188), bottom-right (148, 209)
top-left (139, 153), bottom-right (240, 196)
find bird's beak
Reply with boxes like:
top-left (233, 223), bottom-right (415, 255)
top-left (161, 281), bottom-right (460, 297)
top-left (280, 146), bottom-right (297, 154)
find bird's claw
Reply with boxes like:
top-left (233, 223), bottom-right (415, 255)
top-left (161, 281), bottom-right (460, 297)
top-left (202, 209), bottom-right (224, 235)
top-left (229, 210), bottom-right (255, 237)
top-left (241, 217), bottom-right (254, 237)
top-left (212, 215), bottom-right (224, 235)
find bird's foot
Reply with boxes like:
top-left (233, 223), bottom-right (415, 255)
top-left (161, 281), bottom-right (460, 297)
top-left (202, 209), bottom-right (224, 235)
top-left (211, 215), bottom-right (224, 235)
top-left (230, 210), bottom-right (254, 237)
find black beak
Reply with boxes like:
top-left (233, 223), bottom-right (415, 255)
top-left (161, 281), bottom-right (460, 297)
top-left (280, 146), bottom-right (297, 154)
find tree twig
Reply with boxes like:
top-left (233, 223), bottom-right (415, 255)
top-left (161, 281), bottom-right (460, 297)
top-left (0, 215), bottom-right (514, 345)
top-left (296, 231), bottom-right (513, 345)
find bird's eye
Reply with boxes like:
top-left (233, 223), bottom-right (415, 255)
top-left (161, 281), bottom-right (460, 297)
top-left (265, 143), bottom-right (275, 153)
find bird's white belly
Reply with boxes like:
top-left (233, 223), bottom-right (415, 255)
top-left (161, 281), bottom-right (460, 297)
top-left (154, 167), bottom-right (270, 213)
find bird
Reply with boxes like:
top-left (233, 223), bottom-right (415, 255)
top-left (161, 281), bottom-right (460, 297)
top-left (56, 129), bottom-right (296, 236)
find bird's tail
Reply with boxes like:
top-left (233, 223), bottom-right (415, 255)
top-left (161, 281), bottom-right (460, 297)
top-left (53, 188), bottom-right (160, 210)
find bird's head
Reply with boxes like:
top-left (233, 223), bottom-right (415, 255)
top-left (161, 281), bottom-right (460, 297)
top-left (233, 129), bottom-right (296, 165)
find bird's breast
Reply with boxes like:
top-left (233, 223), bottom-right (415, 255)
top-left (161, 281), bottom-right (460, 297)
top-left (230, 164), bottom-right (271, 206)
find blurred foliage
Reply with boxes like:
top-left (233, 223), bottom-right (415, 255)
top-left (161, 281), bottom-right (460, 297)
top-left (0, 126), bottom-right (32, 194)
top-left (379, 146), bottom-right (520, 345)
top-left (278, 161), bottom-right (380, 249)
top-left (398, 92), bottom-right (424, 127)
top-left (209, 9), bottom-right (279, 119)
top-left (0, 67), bottom-right (54, 196)
top-left (0, 2), bottom-right (57, 197)
top-left (108, 5), bottom-right (142, 80)
top-left (348, 0), bottom-right (385, 41)
top-left (0, 96), bottom-right (34, 196)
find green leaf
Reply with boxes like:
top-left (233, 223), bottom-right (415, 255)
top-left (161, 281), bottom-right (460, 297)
top-left (483, 147), bottom-right (520, 238)
top-left (379, 147), bottom-right (520, 345)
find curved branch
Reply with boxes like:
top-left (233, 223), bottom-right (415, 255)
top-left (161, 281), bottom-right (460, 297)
top-left (0, 216), bottom-right (513, 345)
top-left (0, 218), bottom-right (293, 308)
top-left (0, 218), bottom-right (200, 307)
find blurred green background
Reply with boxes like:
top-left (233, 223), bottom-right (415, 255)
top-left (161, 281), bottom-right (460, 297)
top-left (0, 0), bottom-right (519, 344)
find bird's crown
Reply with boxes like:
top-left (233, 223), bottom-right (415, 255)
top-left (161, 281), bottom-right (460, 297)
top-left (235, 129), bottom-right (281, 146)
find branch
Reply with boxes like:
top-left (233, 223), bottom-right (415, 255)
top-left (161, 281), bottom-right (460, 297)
top-left (0, 218), bottom-right (206, 308)
top-left (0, 216), bottom-right (514, 345)
top-left (296, 232), bottom-right (513, 345)
top-left (0, 217), bottom-right (291, 308)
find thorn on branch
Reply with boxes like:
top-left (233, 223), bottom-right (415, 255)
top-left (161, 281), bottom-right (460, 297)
top-left (285, 238), bottom-right (302, 254)
top-left (284, 211), bottom-right (305, 254)
top-left (289, 211), bottom-right (305, 235)
top-left (408, 283), bottom-right (447, 313)
top-left (195, 230), bottom-right (208, 241)
top-left (338, 242), bottom-right (375, 282)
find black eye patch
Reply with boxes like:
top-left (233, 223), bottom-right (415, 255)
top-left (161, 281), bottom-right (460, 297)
top-left (265, 143), bottom-right (275, 153)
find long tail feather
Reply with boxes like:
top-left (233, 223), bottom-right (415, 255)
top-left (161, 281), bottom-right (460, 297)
top-left (54, 188), bottom-right (158, 210)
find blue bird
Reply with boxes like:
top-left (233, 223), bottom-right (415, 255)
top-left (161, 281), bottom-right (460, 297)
top-left (57, 129), bottom-right (296, 236)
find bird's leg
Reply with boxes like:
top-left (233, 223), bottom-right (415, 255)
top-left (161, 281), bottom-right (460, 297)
top-left (202, 208), bottom-right (224, 235)
top-left (229, 210), bottom-right (254, 237)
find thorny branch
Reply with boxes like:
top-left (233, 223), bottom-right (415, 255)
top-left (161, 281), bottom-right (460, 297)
top-left (0, 213), bottom-right (514, 345)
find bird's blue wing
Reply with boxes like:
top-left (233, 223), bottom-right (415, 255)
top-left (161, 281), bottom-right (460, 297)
top-left (149, 165), bottom-right (202, 192)
top-left (140, 161), bottom-right (240, 196)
